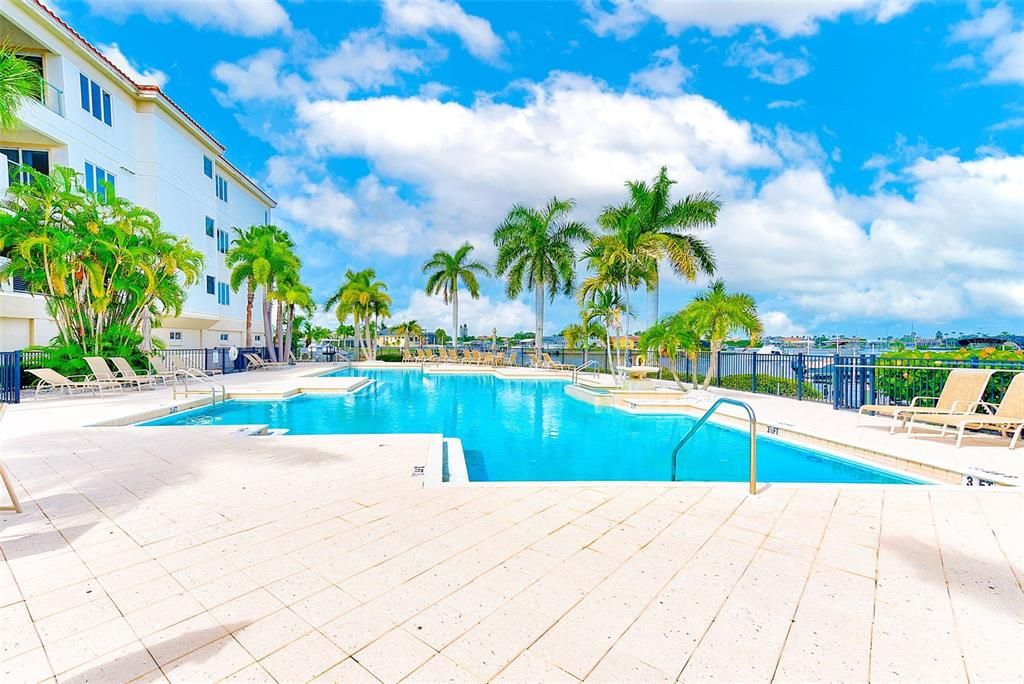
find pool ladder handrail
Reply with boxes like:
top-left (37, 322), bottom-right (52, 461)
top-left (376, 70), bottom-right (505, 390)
top-left (572, 359), bottom-right (600, 383)
top-left (172, 368), bottom-right (226, 405)
top-left (671, 398), bottom-right (758, 494)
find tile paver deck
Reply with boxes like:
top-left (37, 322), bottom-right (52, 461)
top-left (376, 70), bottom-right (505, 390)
top-left (1, 365), bottom-right (1022, 682)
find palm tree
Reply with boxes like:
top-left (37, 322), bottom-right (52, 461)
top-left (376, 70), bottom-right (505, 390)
top-left (494, 197), bottom-right (592, 350)
top-left (0, 44), bottom-right (42, 131)
top-left (423, 242), bottom-right (489, 350)
top-left (624, 167), bottom-right (720, 326)
top-left (434, 328), bottom-right (448, 346)
top-left (324, 268), bottom-right (390, 360)
top-left (393, 320), bottom-right (423, 355)
top-left (683, 279), bottom-right (763, 389)
top-left (280, 279), bottom-right (313, 362)
top-left (580, 288), bottom-right (631, 373)
top-left (561, 318), bottom-right (605, 366)
top-left (638, 313), bottom-right (701, 391)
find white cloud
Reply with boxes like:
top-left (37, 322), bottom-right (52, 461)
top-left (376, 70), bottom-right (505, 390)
top-left (294, 73), bottom-right (778, 254)
top-left (97, 43), bottom-right (168, 88)
top-left (704, 155), bottom-right (1024, 323)
top-left (988, 116), bottom-right (1024, 132)
top-left (727, 30), bottom-right (811, 84)
top-left (583, 0), bottom-right (919, 39)
top-left (950, 4), bottom-right (1024, 85)
top-left (767, 99), bottom-right (805, 109)
top-left (391, 291), bottom-right (535, 335)
top-left (88, 0), bottom-right (290, 37)
top-left (382, 0), bottom-right (503, 61)
top-left (761, 311), bottom-right (807, 336)
top-left (628, 46), bottom-right (692, 95)
top-left (311, 30), bottom-right (431, 98)
top-left (212, 49), bottom-right (307, 103)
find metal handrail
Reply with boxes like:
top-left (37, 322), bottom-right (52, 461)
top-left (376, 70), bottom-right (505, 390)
top-left (670, 398), bottom-right (758, 494)
top-left (172, 368), bottom-right (226, 404)
top-left (572, 359), bottom-right (600, 383)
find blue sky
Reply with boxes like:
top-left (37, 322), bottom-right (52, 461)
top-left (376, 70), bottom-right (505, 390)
top-left (59, 0), bottom-right (1023, 338)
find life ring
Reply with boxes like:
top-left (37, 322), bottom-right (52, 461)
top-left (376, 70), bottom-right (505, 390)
top-left (228, 346), bottom-right (239, 361)
top-left (635, 354), bottom-right (647, 367)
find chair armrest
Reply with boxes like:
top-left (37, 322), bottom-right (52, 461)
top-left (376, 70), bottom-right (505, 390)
top-left (910, 396), bottom-right (939, 407)
top-left (949, 400), bottom-right (982, 413)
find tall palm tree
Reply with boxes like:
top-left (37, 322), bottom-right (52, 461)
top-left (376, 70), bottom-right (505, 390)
top-left (324, 269), bottom-right (389, 360)
top-left (280, 279), bottom-right (313, 362)
top-left (561, 318), bottom-right (605, 366)
top-left (683, 279), bottom-right (763, 389)
top-left (0, 44), bottom-right (41, 131)
top-left (494, 197), bottom-right (592, 350)
top-left (422, 242), bottom-right (489, 349)
top-left (624, 167), bottom-right (720, 326)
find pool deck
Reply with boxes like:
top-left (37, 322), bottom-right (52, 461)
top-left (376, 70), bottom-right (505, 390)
top-left (1, 363), bottom-right (1022, 683)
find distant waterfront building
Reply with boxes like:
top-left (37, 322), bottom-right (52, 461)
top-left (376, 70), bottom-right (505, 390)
top-left (459, 323), bottom-right (469, 339)
top-left (0, 0), bottom-right (275, 351)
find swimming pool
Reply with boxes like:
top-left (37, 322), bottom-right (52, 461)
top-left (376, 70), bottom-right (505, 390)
top-left (142, 368), bottom-right (923, 484)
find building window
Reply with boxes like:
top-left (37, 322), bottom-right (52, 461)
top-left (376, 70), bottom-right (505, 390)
top-left (79, 72), bottom-right (112, 126)
top-left (205, 216), bottom-right (215, 237)
top-left (1, 148), bottom-right (49, 184)
top-left (206, 275), bottom-right (215, 294)
top-left (168, 331), bottom-right (182, 345)
top-left (254, 335), bottom-right (262, 343)
top-left (203, 155), bottom-right (213, 178)
top-left (220, 333), bottom-right (229, 342)
top-left (217, 282), bottom-right (230, 306)
top-left (216, 229), bottom-right (229, 254)
top-left (84, 161), bottom-right (115, 199)
top-left (215, 174), bottom-right (228, 202)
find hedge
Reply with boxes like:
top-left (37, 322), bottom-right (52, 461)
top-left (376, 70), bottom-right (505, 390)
top-left (719, 374), bottom-right (822, 399)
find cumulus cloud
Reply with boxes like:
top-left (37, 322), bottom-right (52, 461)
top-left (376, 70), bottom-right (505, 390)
top-left (950, 4), bottom-right (1024, 85)
top-left (628, 46), bottom-right (692, 95)
top-left (97, 43), bottom-right (168, 88)
top-left (583, 0), bottom-right (919, 39)
top-left (761, 311), bottom-right (807, 336)
top-left (88, 0), bottom-right (290, 37)
top-left (212, 49), bottom-right (307, 103)
top-left (391, 291), bottom-right (535, 335)
top-left (767, 99), bottom-right (805, 110)
top-left (382, 0), bottom-right (503, 61)
top-left (727, 30), bottom-right (811, 84)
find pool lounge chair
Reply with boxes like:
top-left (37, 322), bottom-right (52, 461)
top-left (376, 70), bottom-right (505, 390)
top-left (907, 373), bottom-right (1024, 449)
top-left (481, 352), bottom-right (495, 366)
top-left (0, 405), bottom-right (22, 513)
top-left (542, 353), bottom-right (575, 371)
top-left (166, 354), bottom-right (225, 375)
top-left (110, 357), bottom-right (160, 388)
top-left (83, 357), bottom-right (130, 392)
top-left (26, 368), bottom-right (110, 398)
top-left (857, 368), bottom-right (995, 433)
top-left (148, 356), bottom-right (181, 382)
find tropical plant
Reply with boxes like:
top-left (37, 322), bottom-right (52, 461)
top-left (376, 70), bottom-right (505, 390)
top-left (0, 44), bottom-right (41, 131)
top-left (561, 317), bottom-right (606, 366)
top-left (638, 313), bottom-right (701, 391)
top-left (580, 288), bottom-right (632, 373)
top-left (683, 279), bottom-right (763, 389)
top-left (434, 327), bottom-right (448, 346)
top-left (393, 320), bottom-right (424, 355)
top-left (621, 167), bottom-right (720, 326)
top-left (422, 242), bottom-right (489, 350)
top-left (494, 197), bottom-right (592, 349)
top-left (324, 268), bottom-right (390, 360)
top-left (0, 165), bottom-right (203, 362)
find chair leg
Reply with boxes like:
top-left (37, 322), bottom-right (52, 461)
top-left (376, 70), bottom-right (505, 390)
top-left (0, 463), bottom-right (22, 514)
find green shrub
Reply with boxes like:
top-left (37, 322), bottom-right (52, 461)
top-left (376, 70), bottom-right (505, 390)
top-left (874, 348), bottom-right (1024, 405)
top-left (719, 373), bottom-right (822, 399)
top-left (376, 350), bottom-right (404, 363)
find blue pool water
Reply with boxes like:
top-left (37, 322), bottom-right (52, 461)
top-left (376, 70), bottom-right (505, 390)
top-left (143, 368), bottom-right (922, 484)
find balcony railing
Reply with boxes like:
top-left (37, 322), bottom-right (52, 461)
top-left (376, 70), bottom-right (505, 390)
top-left (35, 79), bottom-right (64, 117)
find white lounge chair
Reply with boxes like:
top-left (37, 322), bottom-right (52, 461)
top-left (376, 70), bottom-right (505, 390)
top-left (857, 368), bottom-right (995, 433)
top-left (26, 368), bottom-right (109, 398)
top-left (0, 405), bottom-right (22, 513)
top-left (109, 357), bottom-right (159, 390)
top-left (908, 373), bottom-right (1024, 449)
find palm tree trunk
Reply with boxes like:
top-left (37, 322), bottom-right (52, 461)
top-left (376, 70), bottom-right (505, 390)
top-left (605, 329), bottom-right (613, 374)
top-left (647, 267), bottom-right (659, 329)
top-left (353, 315), bottom-right (362, 360)
top-left (703, 341), bottom-right (719, 390)
top-left (275, 302), bottom-right (285, 362)
top-left (244, 281), bottom-right (255, 347)
top-left (534, 280), bottom-right (544, 351)
top-left (452, 287), bottom-right (459, 350)
top-left (284, 305), bottom-right (295, 362)
top-left (262, 291), bottom-right (276, 362)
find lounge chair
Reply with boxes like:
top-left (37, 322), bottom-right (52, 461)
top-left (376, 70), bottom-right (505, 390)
top-left (26, 368), bottom-right (109, 398)
top-left (83, 357), bottom-right (129, 392)
top-left (166, 354), bottom-right (224, 375)
top-left (0, 405), bottom-right (22, 513)
top-left (110, 357), bottom-right (160, 389)
top-left (857, 368), bottom-right (995, 433)
top-left (481, 352), bottom-right (495, 366)
top-left (148, 356), bottom-right (181, 382)
top-left (543, 353), bottom-right (574, 371)
top-left (422, 349), bottom-right (437, 362)
top-left (528, 352), bottom-right (547, 369)
top-left (907, 373), bottom-right (1024, 448)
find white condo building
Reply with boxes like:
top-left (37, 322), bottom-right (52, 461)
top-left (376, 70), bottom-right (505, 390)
top-left (0, 0), bottom-right (275, 351)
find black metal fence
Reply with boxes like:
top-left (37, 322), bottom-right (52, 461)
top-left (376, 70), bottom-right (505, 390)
top-left (3, 346), bottom-right (272, 404)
